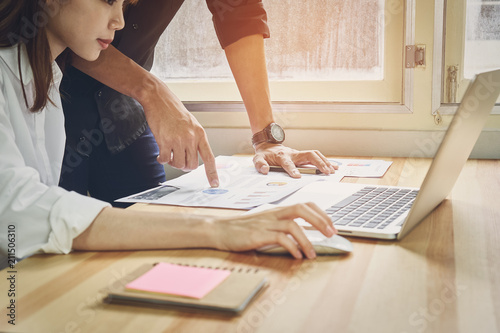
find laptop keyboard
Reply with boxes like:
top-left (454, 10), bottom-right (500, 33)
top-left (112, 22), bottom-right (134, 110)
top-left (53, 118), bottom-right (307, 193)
top-left (326, 186), bottom-right (419, 230)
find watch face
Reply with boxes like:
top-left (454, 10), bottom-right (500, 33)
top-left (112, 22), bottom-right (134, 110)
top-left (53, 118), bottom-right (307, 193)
top-left (270, 124), bottom-right (285, 142)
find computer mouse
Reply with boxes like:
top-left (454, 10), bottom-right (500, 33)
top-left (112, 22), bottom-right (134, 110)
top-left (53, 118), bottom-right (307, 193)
top-left (256, 230), bottom-right (353, 255)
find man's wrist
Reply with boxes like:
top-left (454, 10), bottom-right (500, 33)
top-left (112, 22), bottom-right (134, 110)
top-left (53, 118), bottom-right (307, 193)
top-left (252, 122), bottom-right (285, 147)
top-left (253, 141), bottom-right (282, 151)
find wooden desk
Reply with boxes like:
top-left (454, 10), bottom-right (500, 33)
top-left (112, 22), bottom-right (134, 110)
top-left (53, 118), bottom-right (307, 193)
top-left (1, 157), bottom-right (500, 333)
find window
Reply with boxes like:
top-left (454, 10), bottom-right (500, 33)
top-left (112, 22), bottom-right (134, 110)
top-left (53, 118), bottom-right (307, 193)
top-left (151, 0), bottom-right (409, 106)
top-left (434, 0), bottom-right (500, 113)
top-left (463, 0), bottom-right (500, 79)
top-left (147, 0), bottom-right (500, 164)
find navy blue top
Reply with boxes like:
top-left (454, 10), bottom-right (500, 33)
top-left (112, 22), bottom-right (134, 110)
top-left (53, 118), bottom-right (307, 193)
top-left (60, 0), bottom-right (270, 154)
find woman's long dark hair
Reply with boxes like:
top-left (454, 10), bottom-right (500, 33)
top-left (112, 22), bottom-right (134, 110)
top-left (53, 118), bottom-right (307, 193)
top-left (0, 0), bottom-right (55, 112)
top-left (1, 0), bottom-right (138, 113)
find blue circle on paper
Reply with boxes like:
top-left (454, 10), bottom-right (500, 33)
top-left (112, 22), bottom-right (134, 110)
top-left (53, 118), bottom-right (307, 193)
top-left (203, 188), bottom-right (229, 195)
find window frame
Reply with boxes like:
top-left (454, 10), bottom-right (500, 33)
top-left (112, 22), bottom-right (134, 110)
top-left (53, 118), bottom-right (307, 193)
top-left (432, 0), bottom-right (500, 116)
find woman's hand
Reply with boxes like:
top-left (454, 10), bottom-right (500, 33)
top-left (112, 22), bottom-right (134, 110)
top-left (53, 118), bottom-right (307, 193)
top-left (211, 203), bottom-right (336, 259)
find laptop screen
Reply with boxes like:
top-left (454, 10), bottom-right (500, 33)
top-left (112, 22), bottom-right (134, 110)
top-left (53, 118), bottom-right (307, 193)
top-left (398, 69), bottom-right (500, 239)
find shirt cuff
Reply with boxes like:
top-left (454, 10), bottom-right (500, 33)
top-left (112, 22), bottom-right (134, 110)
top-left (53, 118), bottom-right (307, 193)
top-left (41, 191), bottom-right (111, 254)
top-left (209, 1), bottom-right (271, 49)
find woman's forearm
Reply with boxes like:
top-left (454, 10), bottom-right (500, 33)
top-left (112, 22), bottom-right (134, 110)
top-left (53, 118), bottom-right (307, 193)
top-left (72, 202), bottom-right (336, 260)
top-left (72, 207), bottom-right (217, 251)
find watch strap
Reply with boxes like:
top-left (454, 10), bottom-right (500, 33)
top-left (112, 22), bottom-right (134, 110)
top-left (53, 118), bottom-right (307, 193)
top-left (252, 130), bottom-right (269, 147)
top-left (252, 122), bottom-right (284, 147)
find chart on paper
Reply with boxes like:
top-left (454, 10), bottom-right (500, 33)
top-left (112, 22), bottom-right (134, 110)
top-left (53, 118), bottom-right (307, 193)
top-left (116, 156), bottom-right (339, 209)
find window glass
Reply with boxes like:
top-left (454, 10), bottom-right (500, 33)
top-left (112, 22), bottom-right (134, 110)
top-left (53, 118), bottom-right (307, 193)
top-left (151, 0), bottom-right (404, 103)
top-left (152, 0), bottom-right (385, 82)
top-left (444, 0), bottom-right (500, 103)
top-left (464, 0), bottom-right (500, 78)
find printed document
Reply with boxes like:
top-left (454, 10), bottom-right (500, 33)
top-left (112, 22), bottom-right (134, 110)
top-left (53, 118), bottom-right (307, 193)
top-left (116, 156), bottom-right (341, 209)
top-left (329, 158), bottom-right (392, 177)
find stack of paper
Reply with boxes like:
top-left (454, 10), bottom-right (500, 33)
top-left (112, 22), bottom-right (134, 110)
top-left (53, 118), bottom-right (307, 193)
top-left (116, 155), bottom-right (392, 209)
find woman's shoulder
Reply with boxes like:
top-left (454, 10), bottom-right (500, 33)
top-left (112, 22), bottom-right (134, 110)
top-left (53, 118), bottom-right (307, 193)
top-left (0, 46), bottom-right (17, 79)
top-left (0, 45), bottom-right (19, 64)
top-left (0, 47), bottom-right (13, 93)
top-left (0, 49), bottom-right (6, 89)
top-left (0, 44), bottom-right (32, 83)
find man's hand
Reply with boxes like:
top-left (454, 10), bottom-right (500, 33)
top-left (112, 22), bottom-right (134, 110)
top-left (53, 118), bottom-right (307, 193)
top-left (139, 78), bottom-right (219, 187)
top-left (253, 143), bottom-right (338, 178)
top-left (223, 35), bottom-right (336, 179)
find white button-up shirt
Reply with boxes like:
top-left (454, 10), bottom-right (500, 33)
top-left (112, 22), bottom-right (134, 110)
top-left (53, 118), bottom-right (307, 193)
top-left (0, 45), bottom-right (110, 258)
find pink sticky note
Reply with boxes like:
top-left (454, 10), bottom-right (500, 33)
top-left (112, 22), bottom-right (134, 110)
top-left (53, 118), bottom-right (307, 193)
top-left (125, 263), bottom-right (231, 299)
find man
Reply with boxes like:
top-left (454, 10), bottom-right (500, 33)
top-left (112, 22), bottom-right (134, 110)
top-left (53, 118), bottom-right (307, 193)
top-left (59, 0), bottom-right (336, 207)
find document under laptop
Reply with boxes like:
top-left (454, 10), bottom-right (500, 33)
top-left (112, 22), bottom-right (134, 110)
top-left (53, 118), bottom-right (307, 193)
top-left (278, 69), bottom-right (500, 240)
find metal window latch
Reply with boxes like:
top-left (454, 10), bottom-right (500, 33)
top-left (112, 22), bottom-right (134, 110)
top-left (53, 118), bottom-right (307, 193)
top-left (447, 65), bottom-right (459, 103)
top-left (405, 45), bottom-right (426, 68)
top-left (433, 110), bottom-right (442, 125)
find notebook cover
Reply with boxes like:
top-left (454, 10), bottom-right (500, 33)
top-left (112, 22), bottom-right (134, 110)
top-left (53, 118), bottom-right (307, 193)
top-left (104, 263), bottom-right (269, 313)
top-left (125, 262), bottom-right (231, 299)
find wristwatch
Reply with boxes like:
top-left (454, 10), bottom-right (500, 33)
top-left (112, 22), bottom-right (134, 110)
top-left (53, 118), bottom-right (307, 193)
top-left (252, 122), bottom-right (285, 147)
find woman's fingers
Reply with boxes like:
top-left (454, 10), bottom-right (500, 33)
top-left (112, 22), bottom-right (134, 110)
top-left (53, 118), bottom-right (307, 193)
top-left (269, 203), bottom-right (336, 237)
top-left (305, 202), bottom-right (336, 231)
top-left (272, 231), bottom-right (304, 259)
top-left (273, 220), bottom-right (316, 259)
top-left (215, 203), bottom-right (335, 259)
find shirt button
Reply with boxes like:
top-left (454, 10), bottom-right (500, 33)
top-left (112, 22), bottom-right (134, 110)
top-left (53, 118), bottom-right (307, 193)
top-left (132, 23), bottom-right (139, 30)
top-left (97, 91), bottom-right (102, 98)
top-left (77, 137), bottom-right (90, 157)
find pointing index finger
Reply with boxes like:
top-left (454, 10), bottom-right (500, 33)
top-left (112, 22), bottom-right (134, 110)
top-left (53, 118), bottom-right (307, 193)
top-left (198, 136), bottom-right (219, 187)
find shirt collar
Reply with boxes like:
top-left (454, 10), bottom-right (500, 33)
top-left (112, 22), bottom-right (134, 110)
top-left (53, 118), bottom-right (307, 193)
top-left (0, 44), bottom-right (34, 83)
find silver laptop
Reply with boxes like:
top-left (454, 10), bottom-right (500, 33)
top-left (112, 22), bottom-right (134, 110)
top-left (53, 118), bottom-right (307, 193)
top-left (281, 69), bottom-right (500, 240)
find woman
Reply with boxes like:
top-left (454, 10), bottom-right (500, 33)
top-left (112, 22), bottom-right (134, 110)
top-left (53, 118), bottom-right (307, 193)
top-left (0, 0), bottom-right (336, 261)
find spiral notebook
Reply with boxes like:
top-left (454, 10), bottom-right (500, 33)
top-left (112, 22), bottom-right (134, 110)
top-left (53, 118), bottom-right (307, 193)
top-left (104, 263), bottom-right (269, 313)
